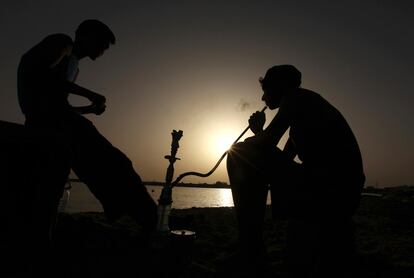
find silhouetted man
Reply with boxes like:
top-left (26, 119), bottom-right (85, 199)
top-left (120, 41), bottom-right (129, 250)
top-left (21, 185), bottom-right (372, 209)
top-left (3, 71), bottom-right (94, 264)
top-left (17, 20), bottom-right (157, 260)
top-left (227, 65), bottom-right (365, 277)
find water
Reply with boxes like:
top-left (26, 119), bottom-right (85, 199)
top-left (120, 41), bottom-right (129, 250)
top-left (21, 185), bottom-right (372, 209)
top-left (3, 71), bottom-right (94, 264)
top-left (63, 182), bottom-right (271, 213)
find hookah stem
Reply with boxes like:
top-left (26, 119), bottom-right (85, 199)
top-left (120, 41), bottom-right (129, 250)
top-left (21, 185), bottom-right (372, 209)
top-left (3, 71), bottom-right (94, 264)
top-left (157, 130), bottom-right (182, 232)
top-left (172, 106), bottom-right (267, 185)
top-left (159, 130), bottom-right (182, 203)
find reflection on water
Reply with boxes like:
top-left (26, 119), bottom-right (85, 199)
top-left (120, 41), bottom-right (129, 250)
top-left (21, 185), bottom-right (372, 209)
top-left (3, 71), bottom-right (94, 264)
top-left (147, 186), bottom-right (237, 208)
top-left (64, 182), bottom-right (271, 213)
top-left (217, 188), bottom-right (234, 207)
top-left (65, 182), bottom-right (103, 213)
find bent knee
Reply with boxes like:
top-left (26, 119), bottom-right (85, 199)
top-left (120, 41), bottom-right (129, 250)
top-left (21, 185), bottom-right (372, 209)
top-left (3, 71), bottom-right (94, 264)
top-left (227, 142), bottom-right (250, 163)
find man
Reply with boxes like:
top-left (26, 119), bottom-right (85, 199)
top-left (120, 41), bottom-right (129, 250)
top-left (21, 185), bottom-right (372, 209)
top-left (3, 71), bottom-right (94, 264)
top-left (227, 65), bottom-right (365, 277)
top-left (17, 20), bottom-right (157, 252)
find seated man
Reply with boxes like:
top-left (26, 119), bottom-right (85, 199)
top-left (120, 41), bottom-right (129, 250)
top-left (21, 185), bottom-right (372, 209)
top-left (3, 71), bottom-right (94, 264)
top-left (17, 20), bottom-right (157, 254)
top-left (227, 65), bottom-right (365, 277)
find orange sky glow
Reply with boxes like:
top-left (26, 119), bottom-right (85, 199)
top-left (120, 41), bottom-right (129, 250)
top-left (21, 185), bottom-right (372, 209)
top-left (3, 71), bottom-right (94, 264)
top-left (0, 1), bottom-right (413, 187)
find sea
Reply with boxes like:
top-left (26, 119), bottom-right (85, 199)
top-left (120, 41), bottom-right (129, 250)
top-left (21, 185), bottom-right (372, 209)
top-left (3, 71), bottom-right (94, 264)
top-left (62, 182), bottom-right (272, 213)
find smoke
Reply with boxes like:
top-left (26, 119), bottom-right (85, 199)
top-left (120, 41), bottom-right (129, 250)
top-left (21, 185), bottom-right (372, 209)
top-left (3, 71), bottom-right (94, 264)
top-left (238, 99), bottom-right (250, 111)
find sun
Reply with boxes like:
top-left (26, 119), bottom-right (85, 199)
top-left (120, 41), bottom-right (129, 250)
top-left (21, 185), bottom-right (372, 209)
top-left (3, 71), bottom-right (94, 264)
top-left (212, 133), bottom-right (235, 156)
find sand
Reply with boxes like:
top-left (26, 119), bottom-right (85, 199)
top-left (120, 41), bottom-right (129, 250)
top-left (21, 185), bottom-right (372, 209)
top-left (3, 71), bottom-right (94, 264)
top-left (5, 186), bottom-right (414, 278)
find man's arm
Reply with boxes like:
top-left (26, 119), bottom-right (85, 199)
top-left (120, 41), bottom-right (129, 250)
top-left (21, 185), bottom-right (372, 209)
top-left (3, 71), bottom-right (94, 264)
top-left (62, 80), bottom-right (106, 104)
top-left (247, 96), bottom-right (292, 147)
top-left (262, 102), bottom-right (290, 145)
top-left (70, 103), bottom-right (106, 115)
top-left (58, 80), bottom-right (106, 115)
top-left (244, 115), bottom-right (289, 147)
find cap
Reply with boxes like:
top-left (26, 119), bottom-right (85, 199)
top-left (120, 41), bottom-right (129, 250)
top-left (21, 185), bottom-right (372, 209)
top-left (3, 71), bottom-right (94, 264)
top-left (260, 64), bottom-right (302, 89)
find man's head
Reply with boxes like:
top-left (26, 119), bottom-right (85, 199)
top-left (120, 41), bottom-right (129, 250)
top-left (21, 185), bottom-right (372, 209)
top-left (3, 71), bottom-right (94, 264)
top-left (259, 65), bottom-right (301, 109)
top-left (74, 19), bottom-right (115, 60)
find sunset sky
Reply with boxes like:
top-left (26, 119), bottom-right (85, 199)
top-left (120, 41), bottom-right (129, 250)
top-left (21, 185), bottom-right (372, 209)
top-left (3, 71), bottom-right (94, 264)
top-left (0, 1), bottom-right (413, 187)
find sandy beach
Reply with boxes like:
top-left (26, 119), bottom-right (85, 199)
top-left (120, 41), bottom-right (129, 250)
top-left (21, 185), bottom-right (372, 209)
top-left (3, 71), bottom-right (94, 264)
top-left (42, 186), bottom-right (414, 278)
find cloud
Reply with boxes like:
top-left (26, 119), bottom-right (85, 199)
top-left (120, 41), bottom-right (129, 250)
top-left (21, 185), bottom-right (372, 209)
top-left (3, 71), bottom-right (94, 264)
top-left (238, 99), bottom-right (250, 111)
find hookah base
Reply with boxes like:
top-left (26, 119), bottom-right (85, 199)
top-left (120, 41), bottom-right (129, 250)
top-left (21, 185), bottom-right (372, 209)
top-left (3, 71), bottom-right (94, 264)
top-left (149, 229), bottom-right (197, 277)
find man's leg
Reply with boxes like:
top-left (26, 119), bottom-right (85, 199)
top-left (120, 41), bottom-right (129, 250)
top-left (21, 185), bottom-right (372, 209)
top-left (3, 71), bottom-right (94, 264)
top-left (227, 142), bottom-right (269, 258)
top-left (228, 141), bottom-right (320, 277)
top-left (66, 115), bottom-right (157, 234)
top-left (309, 182), bottom-right (362, 277)
top-left (286, 179), bottom-right (362, 278)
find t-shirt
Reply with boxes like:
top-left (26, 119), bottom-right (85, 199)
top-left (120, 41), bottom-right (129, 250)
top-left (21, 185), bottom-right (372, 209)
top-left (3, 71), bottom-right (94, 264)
top-left (65, 54), bottom-right (79, 82)
top-left (17, 34), bottom-right (73, 119)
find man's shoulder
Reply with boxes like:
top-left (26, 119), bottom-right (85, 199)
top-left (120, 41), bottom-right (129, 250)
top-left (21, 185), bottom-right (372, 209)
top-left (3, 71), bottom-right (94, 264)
top-left (294, 88), bottom-right (328, 106)
top-left (296, 88), bottom-right (321, 99)
top-left (20, 33), bottom-right (72, 59)
top-left (283, 88), bottom-right (332, 117)
top-left (283, 88), bottom-right (318, 105)
top-left (41, 33), bottom-right (73, 48)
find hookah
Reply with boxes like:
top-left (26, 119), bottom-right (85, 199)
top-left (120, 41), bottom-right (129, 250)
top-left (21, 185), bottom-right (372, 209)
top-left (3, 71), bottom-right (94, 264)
top-left (156, 106), bottom-right (267, 233)
top-left (154, 107), bottom-right (267, 273)
top-left (156, 129), bottom-right (183, 233)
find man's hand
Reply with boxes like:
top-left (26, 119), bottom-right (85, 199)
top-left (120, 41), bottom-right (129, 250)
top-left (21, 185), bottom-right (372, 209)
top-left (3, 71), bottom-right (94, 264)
top-left (248, 110), bottom-right (266, 134)
top-left (73, 103), bottom-right (106, 115)
top-left (87, 93), bottom-right (106, 106)
top-left (87, 93), bottom-right (106, 115)
top-left (63, 81), bottom-right (107, 105)
top-left (90, 103), bottom-right (106, 115)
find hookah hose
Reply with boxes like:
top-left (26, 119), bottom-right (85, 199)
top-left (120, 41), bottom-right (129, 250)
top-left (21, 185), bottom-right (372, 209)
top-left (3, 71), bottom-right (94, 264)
top-left (172, 106), bottom-right (267, 186)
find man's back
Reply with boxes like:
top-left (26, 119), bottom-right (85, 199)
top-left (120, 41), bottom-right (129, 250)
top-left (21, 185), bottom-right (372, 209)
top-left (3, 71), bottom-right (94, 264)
top-left (288, 89), bottom-right (364, 182)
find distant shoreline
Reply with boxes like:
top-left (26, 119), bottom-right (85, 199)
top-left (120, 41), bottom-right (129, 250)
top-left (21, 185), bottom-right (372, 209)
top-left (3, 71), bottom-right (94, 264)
top-left (68, 179), bottom-right (414, 191)
top-left (68, 179), bottom-right (231, 189)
